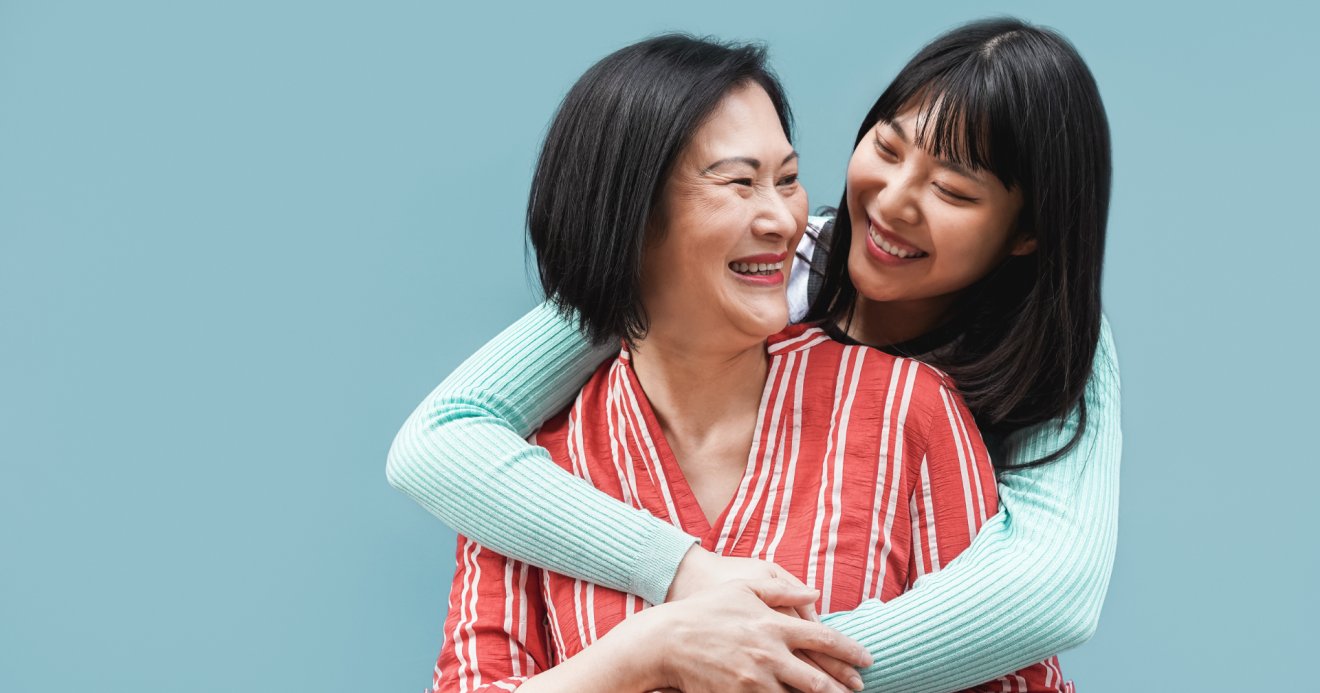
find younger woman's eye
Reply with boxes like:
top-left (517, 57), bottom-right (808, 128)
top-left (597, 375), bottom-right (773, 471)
top-left (873, 132), bottom-right (898, 158)
top-left (934, 183), bottom-right (978, 203)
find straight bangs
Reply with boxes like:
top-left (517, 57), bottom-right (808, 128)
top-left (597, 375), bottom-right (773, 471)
top-left (870, 51), bottom-right (1026, 194)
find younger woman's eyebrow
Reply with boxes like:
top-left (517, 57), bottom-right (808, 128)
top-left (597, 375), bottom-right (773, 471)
top-left (702, 151), bottom-right (799, 175)
top-left (882, 119), bottom-right (984, 182)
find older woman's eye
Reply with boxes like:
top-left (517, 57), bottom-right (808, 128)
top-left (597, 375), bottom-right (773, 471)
top-left (729, 178), bottom-right (754, 187)
top-left (777, 174), bottom-right (799, 187)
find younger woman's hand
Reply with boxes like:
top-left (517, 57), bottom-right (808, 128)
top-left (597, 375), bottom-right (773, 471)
top-left (668, 547), bottom-right (873, 689)
top-left (649, 577), bottom-right (870, 692)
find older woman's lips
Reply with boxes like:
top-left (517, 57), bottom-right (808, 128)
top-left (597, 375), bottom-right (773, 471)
top-left (728, 252), bottom-right (788, 286)
top-left (865, 219), bottom-right (928, 266)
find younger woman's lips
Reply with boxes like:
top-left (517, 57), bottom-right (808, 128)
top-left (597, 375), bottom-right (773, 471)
top-left (865, 219), bottom-right (928, 265)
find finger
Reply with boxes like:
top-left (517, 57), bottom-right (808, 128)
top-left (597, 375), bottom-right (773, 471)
top-left (743, 578), bottom-right (820, 609)
top-left (802, 650), bottom-right (864, 692)
top-left (773, 650), bottom-right (852, 693)
top-left (762, 568), bottom-right (821, 623)
top-left (778, 617), bottom-right (873, 668)
top-left (793, 601), bottom-right (821, 623)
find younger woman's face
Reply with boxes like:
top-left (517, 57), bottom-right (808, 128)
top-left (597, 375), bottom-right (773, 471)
top-left (845, 106), bottom-right (1030, 318)
top-left (640, 83), bottom-right (808, 349)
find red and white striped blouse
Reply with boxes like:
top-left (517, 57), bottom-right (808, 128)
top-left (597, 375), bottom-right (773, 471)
top-left (431, 325), bottom-right (1070, 692)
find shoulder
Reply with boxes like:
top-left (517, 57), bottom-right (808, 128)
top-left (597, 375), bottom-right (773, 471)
top-left (770, 329), bottom-right (953, 408)
top-left (531, 351), bottom-right (623, 447)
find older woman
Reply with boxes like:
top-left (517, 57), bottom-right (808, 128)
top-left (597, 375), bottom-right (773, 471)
top-left (427, 35), bottom-right (1063, 693)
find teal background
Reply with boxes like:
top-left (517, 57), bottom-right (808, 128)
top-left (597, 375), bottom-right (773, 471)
top-left (2, 0), bottom-right (1316, 690)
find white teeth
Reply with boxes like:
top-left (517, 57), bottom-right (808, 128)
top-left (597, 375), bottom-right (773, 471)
top-left (869, 225), bottom-right (925, 259)
top-left (730, 261), bottom-right (784, 275)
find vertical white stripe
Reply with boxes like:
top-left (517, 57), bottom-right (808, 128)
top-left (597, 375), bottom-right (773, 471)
top-left (821, 347), bottom-right (866, 612)
top-left (461, 543), bottom-right (484, 691)
top-left (871, 360), bottom-right (920, 596)
top-left (940, 387), bottom-right (979, 541)
top-left (584, 582), bottom-right (598, 643)
top-left (716, 353), bottom-right (787, 552)
top-left (570, 390), bottom-right (593, 485)
top-left (948, 388), bottom-right (987, 523)
top-left (503, 558), bottom-right (520, 678)
top-left (450, 539), bottom-right (477, 692)
top-left (572, 579), bottom-right (589, 651)
top-left (862, 360), bottom-right (903, 599)
top-left (540, 571), bottom-right (567, 663)
top-left (517, 563), bottom-right (532, 674)
top-left (764, 349), bottom-right (810, 561)
top-left (619, 372), bottom-right (681, 521)
top-left (605, 363), bottom-right (639, 507)
top-left (806, 346), bottom-right (858, 597)
top-left (749, 374), bottom-right (791, 558)
top-left (920, 455), bottom-right (941, 571)
top-left (908, 491), bottom-right (925, 584)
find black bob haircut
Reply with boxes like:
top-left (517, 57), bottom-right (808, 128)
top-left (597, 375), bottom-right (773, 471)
top-left (528, 34), bottom-right (793, 345)
top-left (805, 18), bottom-right (1112, 468)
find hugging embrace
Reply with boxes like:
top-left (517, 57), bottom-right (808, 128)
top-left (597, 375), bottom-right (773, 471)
top-left (390, 17), bottom-right (1119, 693)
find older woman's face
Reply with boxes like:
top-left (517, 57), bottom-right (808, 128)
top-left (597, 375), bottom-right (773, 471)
top-left (640, 83), bottom-right (808, 349)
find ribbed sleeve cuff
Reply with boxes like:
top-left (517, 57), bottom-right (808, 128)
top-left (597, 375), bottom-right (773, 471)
top-left (628, 519), bottom-right (699, 605)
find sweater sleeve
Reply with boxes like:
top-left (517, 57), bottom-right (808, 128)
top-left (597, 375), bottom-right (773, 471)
top-left (386, 302), bottom-right (699, 605)
top-left (821, 316), bottom-right (1121, 692)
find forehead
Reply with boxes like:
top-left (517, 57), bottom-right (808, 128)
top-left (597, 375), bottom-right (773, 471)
top-left (882, 103), bottom-right (991, 181)
top-left (683, 83), bottom-right (792, 160)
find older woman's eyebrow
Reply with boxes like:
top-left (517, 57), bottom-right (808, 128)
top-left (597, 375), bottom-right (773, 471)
top-left (702, 151), bottom-right (799, 175)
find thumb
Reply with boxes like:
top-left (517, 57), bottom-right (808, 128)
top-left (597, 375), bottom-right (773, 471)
top-left (744, 577), bottom-right (820, 608)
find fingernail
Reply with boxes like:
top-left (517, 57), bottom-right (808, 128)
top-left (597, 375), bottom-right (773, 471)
top-left (850, 674), bottom-right (864, 690)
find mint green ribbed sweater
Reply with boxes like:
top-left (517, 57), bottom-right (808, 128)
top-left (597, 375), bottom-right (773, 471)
top-left (387, 303), bottom-right (1121, 692)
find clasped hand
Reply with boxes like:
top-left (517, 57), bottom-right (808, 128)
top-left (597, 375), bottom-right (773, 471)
top-left (641, 548), bottom-right (872, 692)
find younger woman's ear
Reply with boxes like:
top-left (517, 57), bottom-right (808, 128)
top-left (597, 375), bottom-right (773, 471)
top-left (1009, 235), bottom-right (1038, 256)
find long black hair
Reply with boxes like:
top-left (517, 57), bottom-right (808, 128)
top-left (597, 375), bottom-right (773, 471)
top-left (528, 34), bottom-right (792, 345)
top-left (806, 18), bottom-right (1111, 467)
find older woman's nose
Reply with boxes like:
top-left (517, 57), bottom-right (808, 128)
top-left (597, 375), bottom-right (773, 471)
top-left (752, 187), bottom-right (800, 239)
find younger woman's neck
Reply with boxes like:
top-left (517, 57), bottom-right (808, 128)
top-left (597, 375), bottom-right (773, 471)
top-left (627, 330), bottom-right (767, 444)
top-left (848, 294), bottom-right (958, 347)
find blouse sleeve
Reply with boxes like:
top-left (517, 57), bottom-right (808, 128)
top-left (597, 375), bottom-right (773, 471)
top-left (386, 302), bottom-right (699, 605)
top-left (821, 316), bottom-right (1121, 692)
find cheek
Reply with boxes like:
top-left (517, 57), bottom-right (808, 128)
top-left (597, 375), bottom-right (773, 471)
top-left (845, 141), bottom-right (889, 191)
top-left (932, 211), bottom-right (1015, 280)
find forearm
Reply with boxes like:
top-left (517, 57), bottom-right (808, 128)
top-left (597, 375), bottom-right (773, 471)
top-left (823, 317), bottom-right (1121, 692)
top-left (386, 302), bottom-right (697, 602)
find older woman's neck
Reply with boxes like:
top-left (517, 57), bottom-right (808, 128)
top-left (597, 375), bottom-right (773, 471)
top-left (628, 333), bottom-right (768, 441)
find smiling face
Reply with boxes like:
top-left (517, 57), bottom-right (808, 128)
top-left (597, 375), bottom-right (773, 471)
top-left (845, 105), bottom-right (1030, 340)
top-left (638, 82), bottom-right (808, 350)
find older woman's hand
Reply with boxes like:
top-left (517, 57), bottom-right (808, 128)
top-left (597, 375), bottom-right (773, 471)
top-left (657, 561), bottom-right (871, 692)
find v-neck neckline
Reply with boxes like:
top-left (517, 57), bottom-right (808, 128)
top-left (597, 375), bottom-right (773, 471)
top-left (616, 348), bottom-right (778, 544)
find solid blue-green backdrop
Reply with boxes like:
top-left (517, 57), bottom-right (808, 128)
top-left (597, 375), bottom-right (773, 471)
top-left (2, 1), bottom-right (1316, 690)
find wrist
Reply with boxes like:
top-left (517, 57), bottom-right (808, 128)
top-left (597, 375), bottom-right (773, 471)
top-left (605, 606), bottom-right (677, 689)
top-left (666, 545), bottom-right (718, 602)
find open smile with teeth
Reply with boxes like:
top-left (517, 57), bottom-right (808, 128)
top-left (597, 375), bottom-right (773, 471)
top-left (869, 223), bottom-right (928, 259)
top-left (729, 261), bottom-right (783, 276)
